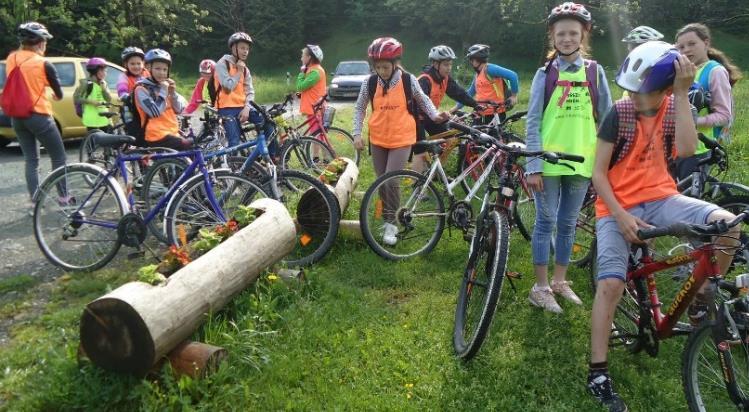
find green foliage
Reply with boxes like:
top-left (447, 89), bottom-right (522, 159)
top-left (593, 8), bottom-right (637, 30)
top-left (0, 274), bottom-right (37, 294)
top-left (137, 264), bottom-right (166, 285)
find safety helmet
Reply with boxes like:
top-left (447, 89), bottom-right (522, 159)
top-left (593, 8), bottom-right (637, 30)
top-left (85, 57), bottom-right (108, 72)
top-left (616, 41), bottom-right (680, 93)
top-left (306, 44), bottom-right (324, 62)
top-left (18, 22), bottom-right (53, 43)
top-left (622, 26), bottom-right (665, 44)
top-left (688, 83), bottom-right (710, 111)
top-left (429, 45), bottom-right (456, 61)
top-left (367, 37), bottom-right (403, 60)
top-left (228, 32), bottom-right (253, 49)
top-left (144, 49), bottom-right (172, 66)
top-left (466, 44), bottom-right (490, 61)
top-left (199, 59), bottom-right (216, 74)
top-left (121, 47), bottom-right (145, 63)
top-left (547, 2), bottom-right (592, 29)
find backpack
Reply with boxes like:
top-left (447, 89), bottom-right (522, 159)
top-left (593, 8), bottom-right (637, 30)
top-left (543, 59), bottom-right (599, 120)
top-left (73, 80), bottom-right (94, 118)
top-left (609, 96), bottom-right (676, 169)
top-left (484, 70), bottom-right (511, 101)
top-left (127, 85), bottom-right (154, 146)
top-left (0, 56), bottom-right (36, 119)
top-left (367, 71), bottom-right (417, 118)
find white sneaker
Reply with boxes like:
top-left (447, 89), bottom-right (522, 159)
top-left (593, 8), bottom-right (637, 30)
top-left (382, 223), bottom-right (399, 246)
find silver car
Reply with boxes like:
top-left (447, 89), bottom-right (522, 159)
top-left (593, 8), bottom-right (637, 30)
top-left (329, 60), bottom-right (372, 100)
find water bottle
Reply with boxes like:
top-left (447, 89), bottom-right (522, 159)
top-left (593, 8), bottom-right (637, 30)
top-left (122, 104), bottom-right (133, 124)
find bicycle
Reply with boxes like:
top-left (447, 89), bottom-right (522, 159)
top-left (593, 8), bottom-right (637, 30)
top-left (588, 213), bottom-right (749, 412)
top-left (33, 132), bottom-right (266, 272)
top-left (447, 122), bottom-right (584, 360)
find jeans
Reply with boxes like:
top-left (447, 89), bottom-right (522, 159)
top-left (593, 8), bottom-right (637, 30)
top-left (531, 175), bottom-right (590, 266)
top-left (12, 114), bottom-right (67, 199)
top-left (218, 107), bottom-right (278, 157)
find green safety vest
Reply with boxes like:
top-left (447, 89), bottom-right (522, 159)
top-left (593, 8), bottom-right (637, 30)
top-left (82, 82), bottom-right (110, 128)
top-left (694, 60), bottom-right (722, 155)
top-left (540, 65), bottom-right (597, 177)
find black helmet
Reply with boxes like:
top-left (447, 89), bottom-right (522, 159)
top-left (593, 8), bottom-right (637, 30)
top-left (121, 46), bottom-right (145, 63)
top-left (18, 22), bottom-right (53, 43)
top-left (466, 44), bottom-right (490, 61)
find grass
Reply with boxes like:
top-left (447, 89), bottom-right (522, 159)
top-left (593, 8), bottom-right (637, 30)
top-left (1, 69), bottom-right (748, 411)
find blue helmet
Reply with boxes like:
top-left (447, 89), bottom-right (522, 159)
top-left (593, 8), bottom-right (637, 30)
top-left (616, 41), bottom-right (680, 93)
top-left (144, 49), bottom-right (172, 66)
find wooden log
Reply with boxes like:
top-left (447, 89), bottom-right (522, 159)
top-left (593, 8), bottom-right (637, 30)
top-left (329, 157), bottom-right (359, 215)
top-left (79, 198), bottom-right (295, 376)
top-left (297, 157), bottom-right (359, 225)
top-left (338, 219), bottom-right (362, 240)
top-left (166, 341), bottom-right (227, 379)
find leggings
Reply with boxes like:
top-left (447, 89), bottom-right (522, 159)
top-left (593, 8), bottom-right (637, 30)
top-left (371, 144), bottom-right (411, 223)
top-left (12, 114), bottom-right (67, 199)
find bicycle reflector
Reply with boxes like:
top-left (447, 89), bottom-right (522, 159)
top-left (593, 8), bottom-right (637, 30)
top-left (300, 233), bottom-right (313, 246)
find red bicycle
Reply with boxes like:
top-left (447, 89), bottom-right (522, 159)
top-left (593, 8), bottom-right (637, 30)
top-left (590, 213), bottom-right (749, 411)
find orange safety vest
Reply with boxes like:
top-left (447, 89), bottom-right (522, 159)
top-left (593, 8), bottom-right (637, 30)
top-left (418, 73), bottom-right (448, 109)
top-left (368, 78), bottom-right (416, 148)
top-left (300, 64), bottom-right (327, 115)
top-left (5, 50), bottom-right (52, 115)
top-left (214, 61), bottom-right (247, 109)
top-left (475, 66), bottom-right (506, 116)
top-left (134, 85), bottom-right (179, 142)
top-left (125, 69), bottom-right (150, 94)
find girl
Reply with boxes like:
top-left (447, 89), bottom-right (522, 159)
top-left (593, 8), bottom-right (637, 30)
top-left (116, 47), bottom-right (149, 99)
top-left (296, 44), bottom-right (326, 135)
top-left (524, 2), bottom-right (612, 313)
top-left (352, 37), bottom-right (449, 245)
top-left (75, 57), bottom-right (112, 132)
top-left (674, 23), bottom-right (742, 180)
top-left (184, 59), bottom-right (216, 115)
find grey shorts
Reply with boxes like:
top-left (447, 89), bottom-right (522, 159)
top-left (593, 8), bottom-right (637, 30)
top-left (596, 195), bottom-right (722, 282)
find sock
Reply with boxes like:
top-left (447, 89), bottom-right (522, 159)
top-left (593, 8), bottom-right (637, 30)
top-left (589, 361), bottom-right (608, 376)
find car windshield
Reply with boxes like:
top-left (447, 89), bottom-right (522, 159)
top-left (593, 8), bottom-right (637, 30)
top-left (336, 62), bottom-right (370, 76)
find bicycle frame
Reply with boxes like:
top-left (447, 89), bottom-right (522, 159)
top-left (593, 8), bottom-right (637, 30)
top-left (628, 243), bottom-right (722, 339)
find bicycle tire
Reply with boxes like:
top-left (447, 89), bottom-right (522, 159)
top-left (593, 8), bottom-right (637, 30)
top-left (453, 210), bottom-right (509, 360)
top-left (360, 169), bottom-right (445, 260)
top-left (141, 158), bottom-right (191, 243)
top-left (316, 126), bottom-right (359, 165)
top-left (682, 320), bottom-right (749, 412)
top-left (34, 163), bottom-right (127, 271)
top-left (513, 182), bottom-right (535, 242)
top-left (570, 191), bottom-right (597, 267)
top-left (278, 136), bottom-right (335, 175)
top-left (715, 195), bottom-right (749, 275)
top-left (164, 170), bottom-right (269, 246)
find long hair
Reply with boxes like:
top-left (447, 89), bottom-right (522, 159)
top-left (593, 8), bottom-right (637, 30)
top-left (676, 23), bottom-right (743, 86)
top-left (544, 18), bottom-right (592, 63)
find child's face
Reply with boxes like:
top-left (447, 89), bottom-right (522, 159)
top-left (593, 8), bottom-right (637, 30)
top-left (127, 57), bottom-right (144, 76)
top-left (300, 49), bottom-right (311, 65)
top-left (630, 89), bottom-right (669, 112)
top-left (234, 42), bottom-right (251, 61)
top-left (435, 60), bottom-right (453, 78)
top-left (675, 31), bottom-right (709, 65)
top-left (96, 66), bottom-right (107, 81)
top-left (552, 19), bottom-right (584, 56)
top-left (149, 62), bottom-right (170, 82)
top-left (374, 60), bottom-right (395, 79)
top-left (468, 58), bottom-right (481, 69)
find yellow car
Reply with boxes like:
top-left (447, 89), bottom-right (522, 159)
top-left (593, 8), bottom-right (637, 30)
top-left (0, 56), bottom-right (126, 147)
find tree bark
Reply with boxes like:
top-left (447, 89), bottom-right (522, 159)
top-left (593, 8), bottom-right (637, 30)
top-left (80, 198), bottom-right (296, 376)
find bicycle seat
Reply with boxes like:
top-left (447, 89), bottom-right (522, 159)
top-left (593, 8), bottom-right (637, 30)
top-left (413, 139), bottom-right (446, 154)
top-left (91, 132), bottom-right (136, 148)
top-left (98, 111), bottom-right (119, 118)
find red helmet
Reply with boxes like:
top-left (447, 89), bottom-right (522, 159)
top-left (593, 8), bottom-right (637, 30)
top-left (367, 37), bottom-right (402, 60)
top-left (199, 59), bottom-right (216, 74)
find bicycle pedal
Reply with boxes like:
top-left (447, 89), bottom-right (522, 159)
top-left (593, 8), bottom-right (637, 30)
top-left (672, 322), bottom-right (694, 335)
top-left (506, 271), bottom-right (522, 279)
top-left (127, 250), bottom-right (146, 260)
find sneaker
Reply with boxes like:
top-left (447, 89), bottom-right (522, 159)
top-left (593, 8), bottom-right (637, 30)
top-left (587, 372), bottom-right (628, 412)
top-left (383, 223), bottom-right (398, 246)
top-left (551, 280), bottom-right (583, 305)
top-left (529, 285), bottom-right (563, 313)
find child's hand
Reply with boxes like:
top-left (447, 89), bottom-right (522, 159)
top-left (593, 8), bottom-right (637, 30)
top-left (673, 54), bottom-right (696, 96)
top-left (166, 79), bottom-right (176, 95)
top-left (236, 60), bottom-right (247, 72)
top-left (614, 211), bottom-right (653, 244)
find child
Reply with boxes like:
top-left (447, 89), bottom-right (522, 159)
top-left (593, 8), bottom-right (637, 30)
top-left (351, 37), bottom-right (449, 245)
top-left (74, 57), bottom-right (112, 132)
top-left (524, 2), bottom-right (612, 313)
top-left (296, 44), bottom-right (326, 135)
top-left (116, 47), bottom-right (149, 99)
top-left (464, 44), bottom-right (519, 124)
top-left (587, 41), bottom-right (738, 412)
top-left (133, 49), bottom-right (191, 150)
top-left (674, 23), bottom-right (742, 180)
top-left (184, 59), bottom-right (217, 115)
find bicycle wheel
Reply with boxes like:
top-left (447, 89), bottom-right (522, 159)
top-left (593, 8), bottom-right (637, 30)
top-left (513, 183), bottom-right (535, 242)
top-left (278, 136), bottom-right (335, 175)
top-left (34, 164), bottom-right (127, 271)
top-left (316, 126), bottom-right (359, 165)
top-left (164, 170), bottom-right (268, 246)
top-left (453, 210), bottom-right (510, 360)
top-left (570, 193), bottom-right (597, 266)
top-left (360, 169), bottom-right (445, 260)
top-left (141, 158), bottom-right (190, 243)
top-left (682, 320), bottom-right (749, 411)
top-left (272, 169), bottom-right (341, 267)
top-left (79, 131), bottom-right (117, 170)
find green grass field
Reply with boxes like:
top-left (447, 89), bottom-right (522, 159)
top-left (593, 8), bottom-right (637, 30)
top-left (1, 71), bottom-right (748, 410)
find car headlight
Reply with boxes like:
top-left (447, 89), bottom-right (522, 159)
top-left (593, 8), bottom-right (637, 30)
top-left (331, 84), bottom-right (339, 88)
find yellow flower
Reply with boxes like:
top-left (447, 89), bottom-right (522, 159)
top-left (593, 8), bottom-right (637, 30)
top-left (406, 393), bottom-right (412, 399)
top-left (404, 383), bottom-right (414, 389)
top-left (267, 274), bottom-right (279, 282)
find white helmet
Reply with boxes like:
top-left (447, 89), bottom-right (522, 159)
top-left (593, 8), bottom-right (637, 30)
top-left (622, 26), bottom-right (664, 44)
top-left (616, 41), bottom-right (680, 93)
top-left (306, 44), bottom-right (324, 62)
top-left (428, 45), bottom-right (456, 61)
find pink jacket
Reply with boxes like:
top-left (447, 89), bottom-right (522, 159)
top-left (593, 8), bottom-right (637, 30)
top-left (184, 77), bottom-right (208, 115)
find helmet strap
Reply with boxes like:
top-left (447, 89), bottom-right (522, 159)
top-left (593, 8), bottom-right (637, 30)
top-left (556, 46), bottom-right (580, 57)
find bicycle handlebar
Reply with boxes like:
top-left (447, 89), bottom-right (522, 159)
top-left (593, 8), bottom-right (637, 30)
top-left (698, 133), bottom-right (720, 150)
top-left (637, 210), bottom-right (748, 240)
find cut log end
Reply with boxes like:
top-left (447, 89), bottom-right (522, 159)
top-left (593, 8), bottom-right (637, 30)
top-left (167, 341), bottom-right (228, 379)
top-left (80, 298), bottom-right (155, 375)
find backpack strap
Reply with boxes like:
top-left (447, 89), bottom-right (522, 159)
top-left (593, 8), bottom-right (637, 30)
top-left (543, 60), bottom-right (559, 111)
top-left (698, 60), bottom-right (721, 91)
top-left (402, 71), bottom-right (416, 117)
top-left (367, 74), bottom-right (378, 109)
top-left (543, 59), bottom-right (599, 120)
top-left (663, 96), bottom-right (676, 161)
top-left (610, 99), bottom-right (637, 169)
top-left (417, 73), bottom-right (431, 96)
top-left (584, 60), bottom-right (599, 121)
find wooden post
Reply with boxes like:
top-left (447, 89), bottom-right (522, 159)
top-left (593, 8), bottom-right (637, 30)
top-left (329, 157), bottom-right (358, 215)
top-left (338, 219), bottom-right (362, 240)
top-left (79, 198), bottom-right (296, 376)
